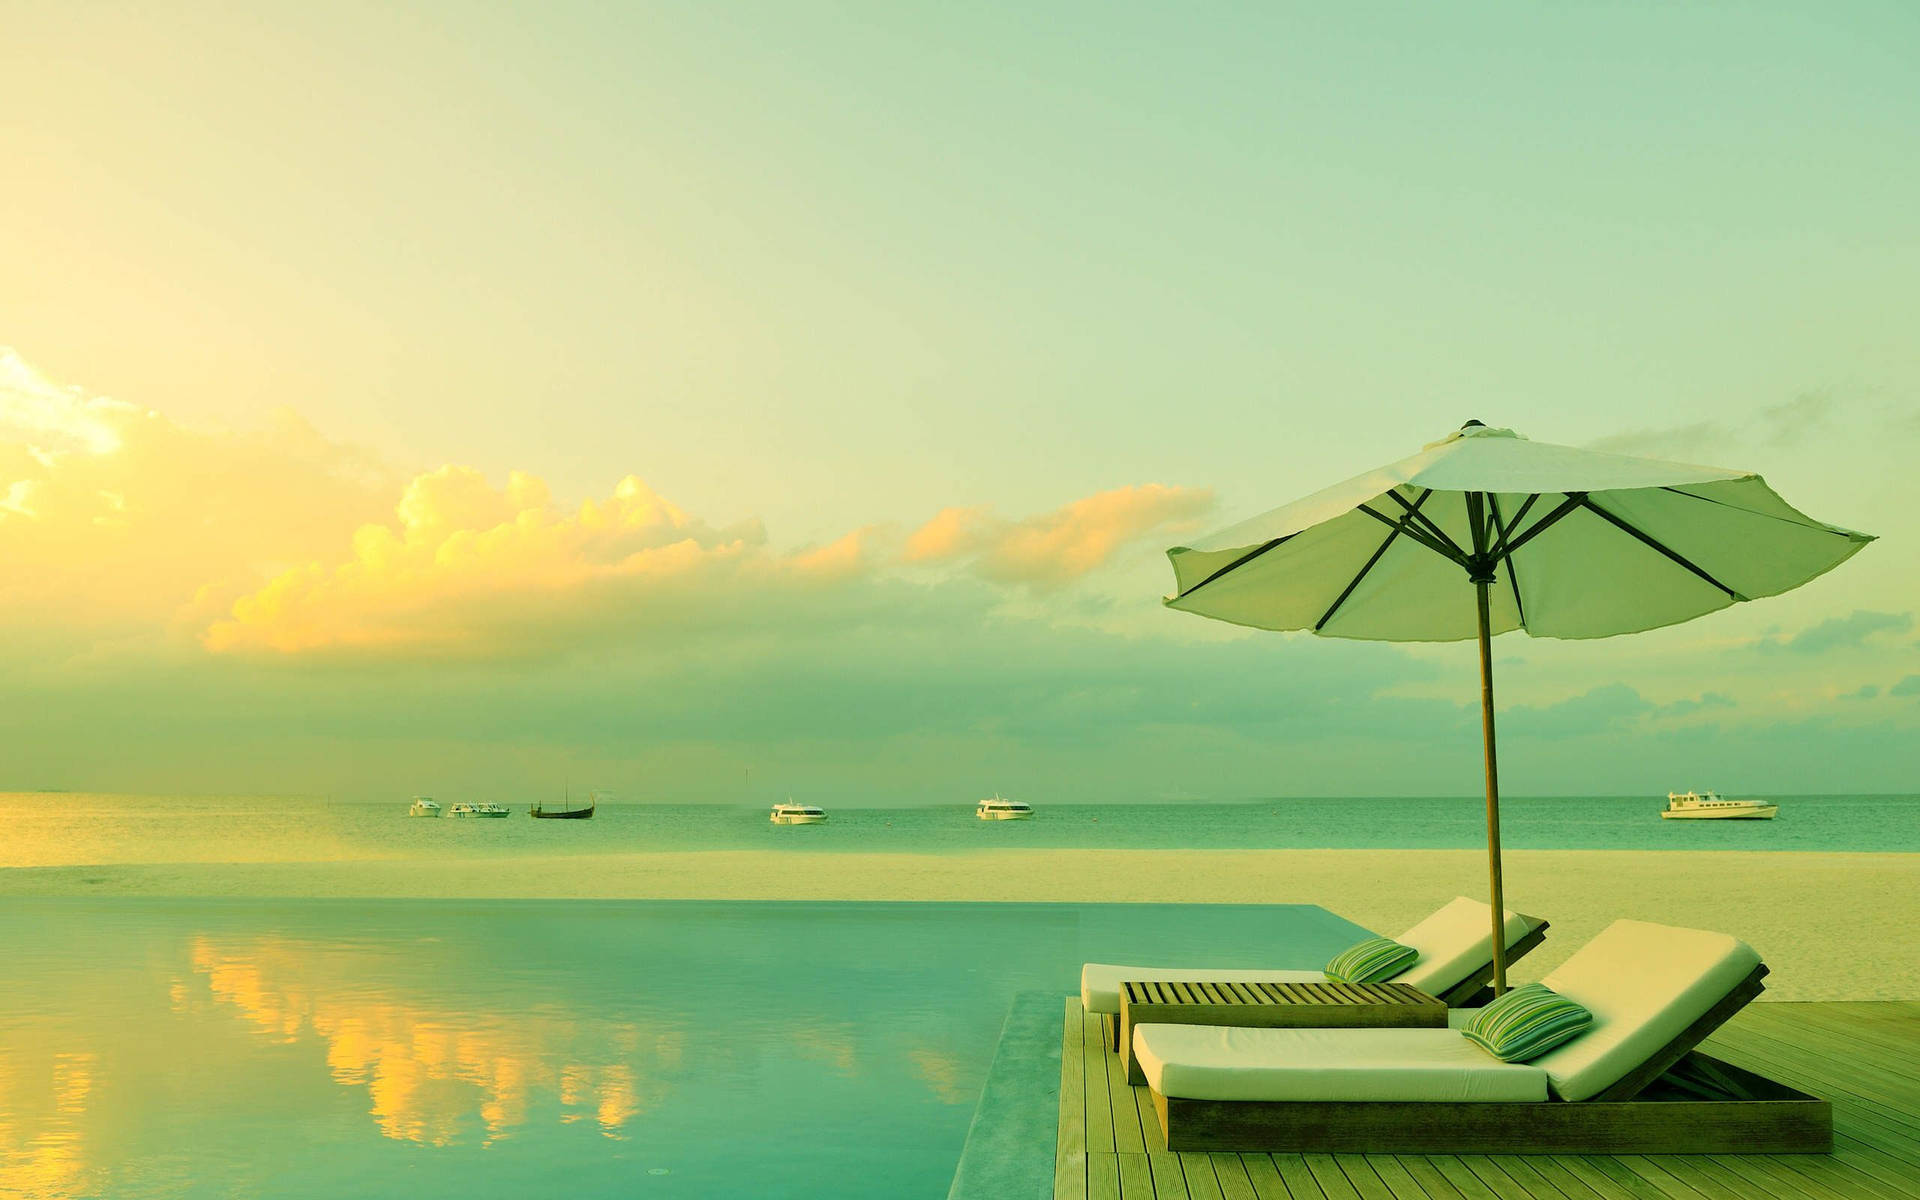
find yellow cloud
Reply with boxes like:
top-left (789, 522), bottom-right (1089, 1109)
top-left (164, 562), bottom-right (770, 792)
top-left (0, 348), bottom-right (395, 630)
top-left (4, 348), bottom-right (1213, 660)
top-left (203, 465), bottom-right (773, 656)
top-left (905, 483), bottom-right (1214, 587)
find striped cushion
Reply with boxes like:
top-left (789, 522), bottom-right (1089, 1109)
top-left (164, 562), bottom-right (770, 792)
top-left (1324, 937), bottom-right (1418, 984)
top-left (1461, 983), bottom-right (1594, 1062)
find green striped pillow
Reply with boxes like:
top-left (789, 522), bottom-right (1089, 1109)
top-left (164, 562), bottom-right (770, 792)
top-left (1324, 936), bottom-right (1418, 984)
top-left (1461, 983), bottom-right (1594, 1062)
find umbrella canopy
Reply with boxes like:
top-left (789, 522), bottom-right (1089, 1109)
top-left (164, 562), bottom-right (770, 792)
top-left (1165, 422), bottom-right (1873, 991)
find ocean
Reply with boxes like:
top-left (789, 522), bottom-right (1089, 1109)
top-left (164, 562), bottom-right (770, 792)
top-left (3, 791), bottom-right (1918, 870)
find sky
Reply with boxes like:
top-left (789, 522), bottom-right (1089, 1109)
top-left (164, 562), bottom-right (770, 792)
top-left (2, 1), bottom-right (1917, 802)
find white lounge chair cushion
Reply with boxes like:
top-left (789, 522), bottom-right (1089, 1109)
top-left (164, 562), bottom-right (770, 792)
top-left (1079, 896), bottom-right (1535, 1016)
top-left (1530, 918), bottom-right (1761, 1101)
top-left (1134, 1024), bottom-right (1549, 1103)
top-left (1080, 966), bottom-right (1325, 1017)
top-left (1395, 896), bottom-right (1536, 996)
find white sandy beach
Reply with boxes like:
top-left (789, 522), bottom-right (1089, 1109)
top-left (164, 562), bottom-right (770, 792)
top-left (4, 848), bottom-right (1913, 1002)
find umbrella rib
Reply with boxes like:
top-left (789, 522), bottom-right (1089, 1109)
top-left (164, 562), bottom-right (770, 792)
top-left (1489, 493), bottom-right (1540, 560)
top-left (1357, 504), bottom-right (1471, 569)
top-left (1576, 497), bottom-right (1746, 601)
top-left (1315, 489), bottom-right (1432, 631)
top-left (1382, 487), bottom-right (1469, 558)
top-left (1485, 493), bottom-right (1529, 628)
top-left (1658, 485), bottom-right (1873, 539)
top-left (1500, 492), bottom-right (1587, 557)
top-left (1172, 533), bottom-right (1298, 600)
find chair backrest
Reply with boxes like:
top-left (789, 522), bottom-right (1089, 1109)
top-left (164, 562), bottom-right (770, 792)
top-left (1531, 919), bottom-right (1762, 1101)
top-left (1394, 896), bottom-right (1536, 995)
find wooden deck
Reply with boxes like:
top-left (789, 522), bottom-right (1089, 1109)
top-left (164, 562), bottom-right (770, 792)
top-left (1055, 998), bottom-right (1920, 1200)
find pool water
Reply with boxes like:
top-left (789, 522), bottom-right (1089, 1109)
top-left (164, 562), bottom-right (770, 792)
top-left (0, 899), bottom-right (1364, 1199)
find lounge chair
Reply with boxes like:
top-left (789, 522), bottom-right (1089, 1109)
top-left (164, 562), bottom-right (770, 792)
top-left (1081, 896), bottom-right (1549, 1050)
top-left (1132, 918), bottom-right (1831, 1153)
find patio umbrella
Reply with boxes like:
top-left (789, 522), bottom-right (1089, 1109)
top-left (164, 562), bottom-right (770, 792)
top-left (1164, 421), bottom-right (1873, 993)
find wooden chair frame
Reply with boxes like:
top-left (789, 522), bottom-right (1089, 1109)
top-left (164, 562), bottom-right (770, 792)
top-left (1145, 963), bottom-right (1834, 1155)
top-left (1103, 913), bottom-right (1550, 1051)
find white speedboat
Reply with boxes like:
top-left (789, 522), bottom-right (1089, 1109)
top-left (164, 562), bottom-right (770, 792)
top-left (1662, 791), bottom-right (1778, 820)
top-left (407, 797), bottom-right (442, 818)
top-left (770, 802), bottom-right (827, 825)
top-left (448, 802), bottom-right (511, 818)
top-left (976, 795), bottom-right (1033, 820)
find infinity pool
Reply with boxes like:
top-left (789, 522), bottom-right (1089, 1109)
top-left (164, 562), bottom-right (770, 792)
top-left (0, 899), bottom-right (1364, 1198)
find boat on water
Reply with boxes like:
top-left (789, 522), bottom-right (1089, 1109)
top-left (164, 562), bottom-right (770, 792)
top-left (976, 795), bottom-right (1033, 820)
top-left (770, 801), bottom-right (827, 825)
top-left (407, 797), bottom-right (442, 818)
top-left (532, 788), bottom-right (599, 820)
top-left (448, 802), bottom-right (511, 818)
top-left (1662, 790), bottom-right (1778, 820)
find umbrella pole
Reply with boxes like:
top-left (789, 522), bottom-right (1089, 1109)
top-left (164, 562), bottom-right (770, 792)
top-left (1475, 578), bottom-right (1508, 996)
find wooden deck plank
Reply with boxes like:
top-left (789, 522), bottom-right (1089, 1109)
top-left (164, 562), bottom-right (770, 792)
top-left (1331, 1154), bottom-right (1399, 1200)
top-left (1109, 1039), bottom-right (1147, 1154)
top-left (1519, 1158), bottom-right (1606, 1200)
top-left (1117, 1151), bottom-right (1155, 1199)
top-left (1356, 1154), bottom-right (1440, 1200)
top-left (1484, 1157), bottom-right (1578, 1200)
top-left (1090, 1151), bottom-right (1123, 1200)
top-left (1303, 1153), bottom-right (1365, 1200)
top-left (1239, 1154), bottom-right (1298, 1200)
top-left (1149, 1152), bottom-right (1194, 1200)
top-left (1180, 1152), bottom-right (1229, 1200)
top-left (1394, 1156), bottom-right (1470, 1200)
top-left (1274, 1154), bottom-right (1330, 1199)
top-left (1138, 1082), bottom-right (1169, 1152)
top-left (1209, 1154), bottom-right (1262, 1200)
top-left (1457, 1154), bottom-right (1554, 1200)
top-left (1614, 1156), bottom-right (1713, 1200)
top-left (1063, 1000), bottom-right (1089, 1152)
top-left (1086, 1010), bottom-right (1117, 1155)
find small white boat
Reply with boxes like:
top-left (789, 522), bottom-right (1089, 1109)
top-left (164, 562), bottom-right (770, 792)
top-left (1662, 791), bottom-right (1778, 820)
top-left (407, 797), bottom-right (442, 818)
top-left (770, 802), bottom-right (827, 825)
top-left (976, 795), bottom-right (1033, 820)
top-left (448, 802), bottom-right (511, 818)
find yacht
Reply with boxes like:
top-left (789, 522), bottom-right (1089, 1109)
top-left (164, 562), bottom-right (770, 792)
top-left (770, 802), bottom-right (827, 825)
top-left (407, 797), bottom-right (442, 818)
top-left (448, 802), bottom-right (511, 818)
top-left (976, 795), bottom-right (1033, 820)
top-left (1662, 791), bottom-right (1778, 820)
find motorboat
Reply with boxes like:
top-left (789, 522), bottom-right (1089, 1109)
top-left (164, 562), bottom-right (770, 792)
top-left (1662, 791), bottom-right (1778, 820)
top-left (448, 802), bottom-right (511, 818)
top-left (770, 802), bottom-right (827, 825)
top-left (976, 795), bottom-right (1033, 820)
top-left (407, 797), bottom-right (442, 818)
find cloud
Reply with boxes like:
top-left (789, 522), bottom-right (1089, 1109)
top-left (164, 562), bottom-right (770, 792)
top-left (1754, 610), bottom-right (1914, 655)
top-left (1581, 393), bottom-right (1855, 461)
top-left (904, 483), bottom-right (1214, 588)
top-left (1892, 675), bottom-right (1920, 698)
top-left (0, 349), bottom-right (397, 630)
top-left (1656, 692), bottom-right (1736, 718)
top-left (1841, 684), bottom-right (1879, 702)
top-left (2, 347), bottom-right (1213, 660)
top-left (1501, 683), bottom-right (1653, 739)
top-left (200, 465), bottom-right (894, 656)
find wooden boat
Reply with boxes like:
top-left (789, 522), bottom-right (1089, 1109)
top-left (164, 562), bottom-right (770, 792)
top-left (531, 788), bottom-right (597, 820)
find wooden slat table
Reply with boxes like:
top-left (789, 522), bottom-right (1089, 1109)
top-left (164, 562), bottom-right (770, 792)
top-left (1119, 978), bottom-right (1447, 1085)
